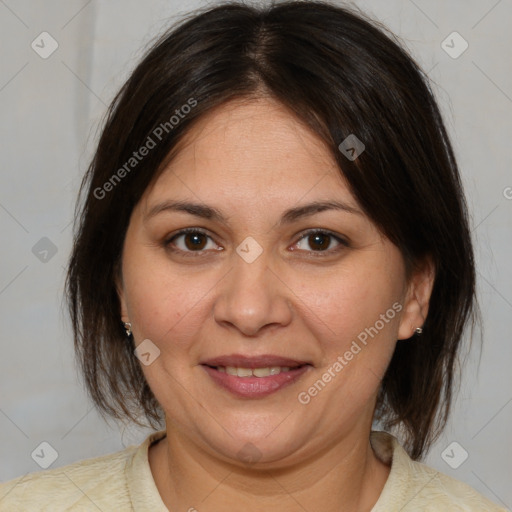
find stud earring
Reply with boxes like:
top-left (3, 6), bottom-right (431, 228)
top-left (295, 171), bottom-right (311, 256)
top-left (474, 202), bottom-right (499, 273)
top-left (123, 322), bottom-right (132, 337)
top-left (415, 326), bottom-right (423, 335)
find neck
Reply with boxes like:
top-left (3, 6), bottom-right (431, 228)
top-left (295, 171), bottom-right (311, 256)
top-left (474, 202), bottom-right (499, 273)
top-left (149, 424), bottom-right (390, 512)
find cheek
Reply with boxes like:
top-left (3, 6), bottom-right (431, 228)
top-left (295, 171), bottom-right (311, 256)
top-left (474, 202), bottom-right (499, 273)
top-left (293, 265), bottom-right (402, 419)
top-left (298, 262), bottom-right (403, 347)
top-left (121, 247), bottom-right (214, 346)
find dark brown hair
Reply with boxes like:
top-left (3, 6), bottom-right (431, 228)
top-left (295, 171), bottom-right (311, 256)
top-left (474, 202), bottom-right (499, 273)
top-left (66, 0), bottom-right (476, 460)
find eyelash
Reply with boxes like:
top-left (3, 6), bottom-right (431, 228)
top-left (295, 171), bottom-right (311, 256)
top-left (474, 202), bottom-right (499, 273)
top-left (164, 227), bottom-right (349, 258)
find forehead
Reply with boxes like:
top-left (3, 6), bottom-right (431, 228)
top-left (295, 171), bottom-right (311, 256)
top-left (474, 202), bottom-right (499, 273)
top-left (142, 97), bottom-right (357, 211)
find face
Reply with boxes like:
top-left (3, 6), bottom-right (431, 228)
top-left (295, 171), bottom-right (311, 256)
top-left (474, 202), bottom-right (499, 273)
top-left (118, 97), bottom-right (431, 467)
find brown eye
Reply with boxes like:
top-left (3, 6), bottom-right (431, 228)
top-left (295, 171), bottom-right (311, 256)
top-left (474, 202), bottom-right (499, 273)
top-left (166, 229), bottom-right (220, 254)
top-left (183, 232), bottom-right (208, 250)
top-left (307, 232), bottom-right (331, 251)
top-left (292, 230), bottom-right (348, 254)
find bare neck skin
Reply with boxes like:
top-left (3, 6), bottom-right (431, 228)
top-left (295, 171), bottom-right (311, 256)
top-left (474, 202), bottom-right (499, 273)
top-left (148, 409), bottom-right (391, 512)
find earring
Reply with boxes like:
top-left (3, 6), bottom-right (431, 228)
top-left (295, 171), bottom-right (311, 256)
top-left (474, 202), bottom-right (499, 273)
top-left (123, 322), bottom-right (132, 337)
top-left (415, 326), bottom-right (423, 335)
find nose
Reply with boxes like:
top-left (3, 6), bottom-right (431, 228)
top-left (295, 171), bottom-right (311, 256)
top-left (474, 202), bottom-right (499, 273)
top-left (212, 247), bottom-right (293, 337)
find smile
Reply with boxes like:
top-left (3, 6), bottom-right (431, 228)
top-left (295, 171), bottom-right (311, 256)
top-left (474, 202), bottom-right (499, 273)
top-left (201, 362), bottom-right (311, 398)
top-left (216, 366), bottom-right (293, 377)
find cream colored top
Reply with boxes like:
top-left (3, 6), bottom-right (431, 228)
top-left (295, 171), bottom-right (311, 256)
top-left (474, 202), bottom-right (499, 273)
top-left (0, 430), bottom-right (508, 511)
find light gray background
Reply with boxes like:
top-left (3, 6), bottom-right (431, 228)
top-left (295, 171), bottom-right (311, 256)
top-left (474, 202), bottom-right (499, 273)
top-left (0, 0), bottom-right (511, 508)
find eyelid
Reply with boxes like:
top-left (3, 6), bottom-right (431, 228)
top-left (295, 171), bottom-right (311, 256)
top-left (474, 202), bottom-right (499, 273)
top-left (164, 227), bottom-right (349, 256)
top-left (291, 228), bottom-right (349, 255)
top-left (164, 227), bottom-right (221, 255)
top-left (165, 226), bottom-right (211, 241)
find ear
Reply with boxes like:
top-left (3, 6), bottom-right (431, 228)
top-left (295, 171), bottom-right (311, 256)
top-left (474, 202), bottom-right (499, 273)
top-left (115, 263), bottom-right (130, 324)
top-left (397, 255), bottom-right (435, 340)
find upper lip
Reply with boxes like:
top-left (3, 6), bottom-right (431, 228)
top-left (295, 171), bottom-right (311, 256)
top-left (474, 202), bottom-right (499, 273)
top-left (201, 354), bottom-right (312, 369)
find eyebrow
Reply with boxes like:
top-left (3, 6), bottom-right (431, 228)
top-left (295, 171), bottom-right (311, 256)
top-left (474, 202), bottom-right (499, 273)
top-left (145, 199), bottom-right (363, 225)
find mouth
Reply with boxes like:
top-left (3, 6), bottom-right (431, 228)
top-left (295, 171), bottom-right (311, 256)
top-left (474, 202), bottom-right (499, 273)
top-left (209, 365), bottom-right (303, 377)
top-left (200, 354), bottom-right (313, 398)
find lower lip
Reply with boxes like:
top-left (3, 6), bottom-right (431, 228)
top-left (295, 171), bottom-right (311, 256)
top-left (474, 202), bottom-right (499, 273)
top-left (202, 365), bottom-right (311, 398)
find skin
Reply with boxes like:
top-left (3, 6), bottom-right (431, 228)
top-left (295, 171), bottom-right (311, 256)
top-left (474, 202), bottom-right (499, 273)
top-left (117, 96), bottom-right (435, 512)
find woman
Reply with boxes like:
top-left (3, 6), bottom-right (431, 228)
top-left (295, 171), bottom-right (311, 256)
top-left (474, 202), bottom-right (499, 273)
top-left (0, 1), bottom-right (507, 510)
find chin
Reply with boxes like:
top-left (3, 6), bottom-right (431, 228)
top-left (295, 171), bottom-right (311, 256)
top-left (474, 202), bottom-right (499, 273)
top-left (200, 422), bottom-right (310, 468)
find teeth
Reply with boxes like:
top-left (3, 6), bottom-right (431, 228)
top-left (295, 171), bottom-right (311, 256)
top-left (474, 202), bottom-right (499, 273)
top-left (221, 366), bottom-right (293, 377)
top-left (236, 367), bottom-right (253, 377)
top-left (253, 367), bottom-right (271, 377)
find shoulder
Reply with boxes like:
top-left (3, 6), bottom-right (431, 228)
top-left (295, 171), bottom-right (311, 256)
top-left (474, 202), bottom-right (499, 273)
top-left (406, 462), bottom-right (508, 511)
top-left (0, 442), bottom-right (137, 512)
top-left (370, 431), bottom-right (509, 511)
